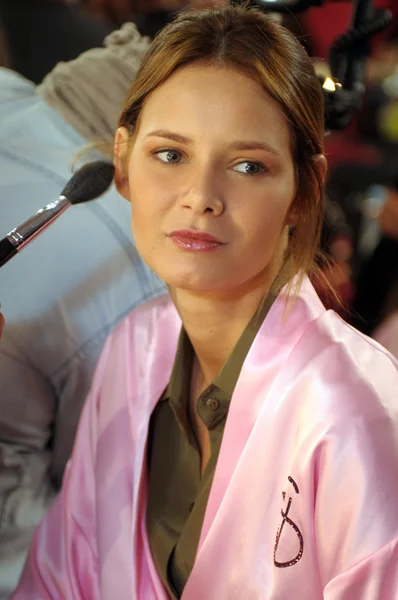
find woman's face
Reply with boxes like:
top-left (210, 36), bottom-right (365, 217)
top-left (115, 63), bottom-right (298, 298)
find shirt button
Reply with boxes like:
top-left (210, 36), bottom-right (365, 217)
top-left (206, 397), bottom-right (220, 411)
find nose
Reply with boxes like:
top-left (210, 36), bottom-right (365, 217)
top-left (180, 166), bottom-right (224, 217)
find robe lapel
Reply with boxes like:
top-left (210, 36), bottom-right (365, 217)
top-left (195, 279), bottom-right (325, 552)
top-left (128, 297), bottom-right (182, 598)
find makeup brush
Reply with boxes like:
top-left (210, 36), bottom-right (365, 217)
top-left (0, 160), bottom-right (115, 269)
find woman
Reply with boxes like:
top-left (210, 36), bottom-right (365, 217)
top-left (12, 5), bottom-right (398, 599)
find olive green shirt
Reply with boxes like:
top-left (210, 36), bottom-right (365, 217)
top-left (146, 293), bottom-right (276, 599)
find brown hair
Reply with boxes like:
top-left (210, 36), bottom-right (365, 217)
top-left (118, 4), bottom-right (328, 296)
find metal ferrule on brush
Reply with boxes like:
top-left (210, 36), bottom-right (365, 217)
top-left (6, 196), bottom-right (70, 250)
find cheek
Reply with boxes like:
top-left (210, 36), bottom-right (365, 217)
top-left (128, 157), bottom-right (171, 220)
top-left (128, 176), bottom-right (171, 258)
top-left (129, 173), bottom-right (158, 221)
top-left (128, 178), bottom-right (154, 247)
top-left (242, 195), bottom-right (293, 243)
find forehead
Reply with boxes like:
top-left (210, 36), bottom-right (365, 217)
top-left (136, 62), bottom-right (293, 155)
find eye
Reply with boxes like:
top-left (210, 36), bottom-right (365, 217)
top-left (154, 149), bottom-right (183, 164)
top-left (233, 161), bottom-right (266, 175)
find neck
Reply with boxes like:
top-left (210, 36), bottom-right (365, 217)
top-left (170, 283), bottom-right (271, 388)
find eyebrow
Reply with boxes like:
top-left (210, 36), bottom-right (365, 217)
top-left (144, 130), bottom-right (192, 145)
top-left (144, 130), bottom-right (281, 157)
top-left (229, 141), bottom-right (280, 156)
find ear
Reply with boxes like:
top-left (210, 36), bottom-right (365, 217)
top-left (285, 199), bottom-right (300, 227)
top-left (285, 154), bottom-right (327, 226)
top-left (114, 127), bottom-right (131, 201)
top-left (313, 154), bottom-right (327, 186)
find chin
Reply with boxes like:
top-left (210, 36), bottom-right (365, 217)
top-left (156, 267), bottom-right (211, 290)
top-left (165, 277), bottom-right (216, 292)
top-left (162, 269), bottom-right (241, 294)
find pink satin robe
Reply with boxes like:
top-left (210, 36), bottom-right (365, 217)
top-left (12, 278), bottom-right (398, 599)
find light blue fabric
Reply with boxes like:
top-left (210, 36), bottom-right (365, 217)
top-left (0, 68), bottom-right (166, 597)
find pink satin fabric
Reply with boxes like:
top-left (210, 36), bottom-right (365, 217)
top-left (12, 278), bottom-right (398, 599)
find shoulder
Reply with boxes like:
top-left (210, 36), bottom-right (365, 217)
top-left (274, 279), bottom-right (397, 426)
top-left (113, 293), bottom-right (176, 330)
top-left (107, 294), bottom-right (179, 348)
top-left (282, 308), bottom-right (398, 468)
top-left (285, 278), bottom-right (397, 397)
top-left (86, 294), bottom-right (179, 424)
top-left (94, 294), bottom-right (179, 376)
top-left (304, 308), bottom-right (397, 399)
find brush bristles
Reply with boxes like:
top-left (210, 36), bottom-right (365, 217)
top-left (61, 161), bottom-right (115, 205)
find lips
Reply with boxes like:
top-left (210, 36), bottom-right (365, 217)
top-left (169, 229), bottom-right (225, 252)
top-left (170, 229), bottom-right (223, 243)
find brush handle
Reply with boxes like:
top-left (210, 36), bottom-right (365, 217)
top-left (6, 196), bottom-right (70, 250)
top-left (0, 237), bottom-right (18, 268)
top-left (0, 197), bottom-right (71, 269)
